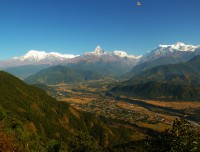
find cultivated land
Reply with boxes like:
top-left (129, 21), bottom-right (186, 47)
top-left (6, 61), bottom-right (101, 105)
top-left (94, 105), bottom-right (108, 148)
top-left (47, 79), bottom-right (200, 138)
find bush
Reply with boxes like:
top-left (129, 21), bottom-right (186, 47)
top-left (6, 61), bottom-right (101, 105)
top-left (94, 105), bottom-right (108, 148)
top-left (147, 117), bottom-right (200, 152)
top-left (68, 131), bottom-right (101, 152)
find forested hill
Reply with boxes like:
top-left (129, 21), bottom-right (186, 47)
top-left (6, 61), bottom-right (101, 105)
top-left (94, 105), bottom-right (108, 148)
top-left (109, 81), bottom-right (200, 101)
top-left (127, 55), bottom-right (200, 85)
top-left (0, 71), bottom-right (136, 151)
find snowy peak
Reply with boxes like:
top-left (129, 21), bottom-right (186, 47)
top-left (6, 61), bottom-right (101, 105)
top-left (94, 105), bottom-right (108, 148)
top-left (159, 42), bottom-right (200, 52)
top-left (21, 50), bottom-right (47, 61)
top-left (14, 50), bottom-right (79, 62)
top-left (85, 46), bottom-right (140, 59)
top-left (86, 45), bottom-right (109, 55)
top-left (139, 42), bottom-right (200, 63)
top-left (0, 46), bottom-right (140, 69)
top-left (94, 45), bottom-right (104, 54)
top-left (114, 51), bottom-right (128, 57)
top-left (114, 50), bottom-right (142, 59)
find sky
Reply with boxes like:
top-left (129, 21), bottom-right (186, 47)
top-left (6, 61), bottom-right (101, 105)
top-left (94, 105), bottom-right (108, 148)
top-left (0, 0), bottom-right (200, 60)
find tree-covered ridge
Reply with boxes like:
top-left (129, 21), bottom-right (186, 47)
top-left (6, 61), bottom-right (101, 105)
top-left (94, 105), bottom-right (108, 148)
top-left (24, 65), bottom-right (86, 84)
top-left (24, 59), bottom-right (134, 85)
top-left (111, 117), bottom-right (200, 152)
top-left (109, 81), bottom-right (200, 101)
top-left (0, 71), bottom-right (139, 151)
top-left (109, 55), bottom-right (200, 101)
top-left (128, 55), bottom-right (200, 85)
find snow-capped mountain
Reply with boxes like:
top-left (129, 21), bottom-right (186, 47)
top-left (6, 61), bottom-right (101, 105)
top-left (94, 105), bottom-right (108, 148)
top-left (85, 45), bottom-right (110, 56)
top-left (114, 51), bottom-right (128, 57)
top-left (0, 46), bottom-right (140, 69)
top-left (114, 50), bottom-right (142, 59)
top-left (159, 42), bottom-right (200, 52)
top-left (14, 50), bottom-right (79, 62)
top-left (85, 45), bottom-right (141, 59)
top-left (126, 42), bottom-right (200, 78)
top-left (140, 42), bottom-right (200, 63)
top-left (0, 50), bottom-right (80, 69)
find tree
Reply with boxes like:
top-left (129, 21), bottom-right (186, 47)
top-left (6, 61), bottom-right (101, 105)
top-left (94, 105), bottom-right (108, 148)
top-left (0, 124), bottom-right (17, 151)
top-left (68, 131), bottom-right (101, 152)
top-left (147, 117), bottom-right (200, 152)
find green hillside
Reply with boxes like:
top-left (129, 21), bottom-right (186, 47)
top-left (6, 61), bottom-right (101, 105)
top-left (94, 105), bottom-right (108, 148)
top-left (108, 56), bottom-right (200, 101)
top-left (24, 65), bottom-right (84, 84)
top-left (109, 81), bottom-right (200, 101)
top-left (0, 71), bottom-right (137, 151)
top-left (68, 59), bottom-right (134, 77)
top-left (24, 65), bottom-right (104, 85)
top-left (125, 56), bottom-right (187, 79)
top-left (128, 55), bottom-right (200, 85)
top-left (24, 59), bottom-right (134, 85)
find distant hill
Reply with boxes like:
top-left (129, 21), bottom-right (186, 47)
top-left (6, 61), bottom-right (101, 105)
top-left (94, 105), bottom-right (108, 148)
top-left (125, 56), bottom-right (187, 78)
top-left (24, 65), bottom-right (84, 84)
top-left (4, 64), bottom-right (50, 79)
top-left (24, 59), bottom-right (135, 85)
top-left (109, 81), bottom-right (200, 101)
top-left (128, 55), bottom-right (200, 85)
top-left (109, 55), bottom-right (200, 101)
top-left (24, 65), bottom-right (103, 85)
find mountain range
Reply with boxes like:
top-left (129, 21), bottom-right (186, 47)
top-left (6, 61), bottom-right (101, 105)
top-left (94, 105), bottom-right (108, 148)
top-left (0, 46), bottom-right (140, 69)
top-left (109, 54), bottom-right (200, 101)
top-left (2, 42), bottom-right (200, 81)
top-left (128, 54), bottom-right (200, 85)
top-left (140, 42), bottom-right (200, 63)
top-left (24, 57), bottom-right (136, 85)
top-left (126, 42), bottom-right (200, 78)
top-left (1, 46), bottom-right (140, 79)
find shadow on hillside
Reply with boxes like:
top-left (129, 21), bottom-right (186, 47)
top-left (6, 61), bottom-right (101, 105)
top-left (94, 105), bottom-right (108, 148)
top-left (100, 116), bottom-right (160, 137)
top-left (117, 97), bottom-right (200, 122)
top-left (117, 97), bottom-right (183, 117)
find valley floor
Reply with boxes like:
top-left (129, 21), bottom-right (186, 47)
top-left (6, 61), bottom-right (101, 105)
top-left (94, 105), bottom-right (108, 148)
top-left (47, 79), bottom-right (200, 139)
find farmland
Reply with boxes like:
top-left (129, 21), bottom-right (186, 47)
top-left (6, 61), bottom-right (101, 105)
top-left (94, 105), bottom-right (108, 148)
top-left (44, 79), bottom-right (200, 138)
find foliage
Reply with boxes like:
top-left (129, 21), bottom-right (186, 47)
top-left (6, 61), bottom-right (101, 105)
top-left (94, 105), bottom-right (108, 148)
top-left (146, 117), bottom-right (200, 152)
top-left (68, 131), bottom-right (101, 152)
top-left (0, 71), bottom-right (139, 151)
top-left (110, 81), bottom-right (200, 101)
top-left (108, 116), bottom-right (200, 152)
top-left (0, 123), bottom-right (17, 152)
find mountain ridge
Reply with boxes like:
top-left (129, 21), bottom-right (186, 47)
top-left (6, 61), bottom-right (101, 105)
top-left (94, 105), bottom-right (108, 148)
top-left (0, 46), bottom-right (141, 69)
top-left (2, 42), bottom-right (200, 80)
top-left (125, 42), bottom-right (200, 78)
top-left (128, 54), bottom-right (200, 85)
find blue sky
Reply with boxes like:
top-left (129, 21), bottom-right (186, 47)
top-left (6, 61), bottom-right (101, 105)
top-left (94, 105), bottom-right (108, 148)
top-left (0, 0), bottom-right (200, 60)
